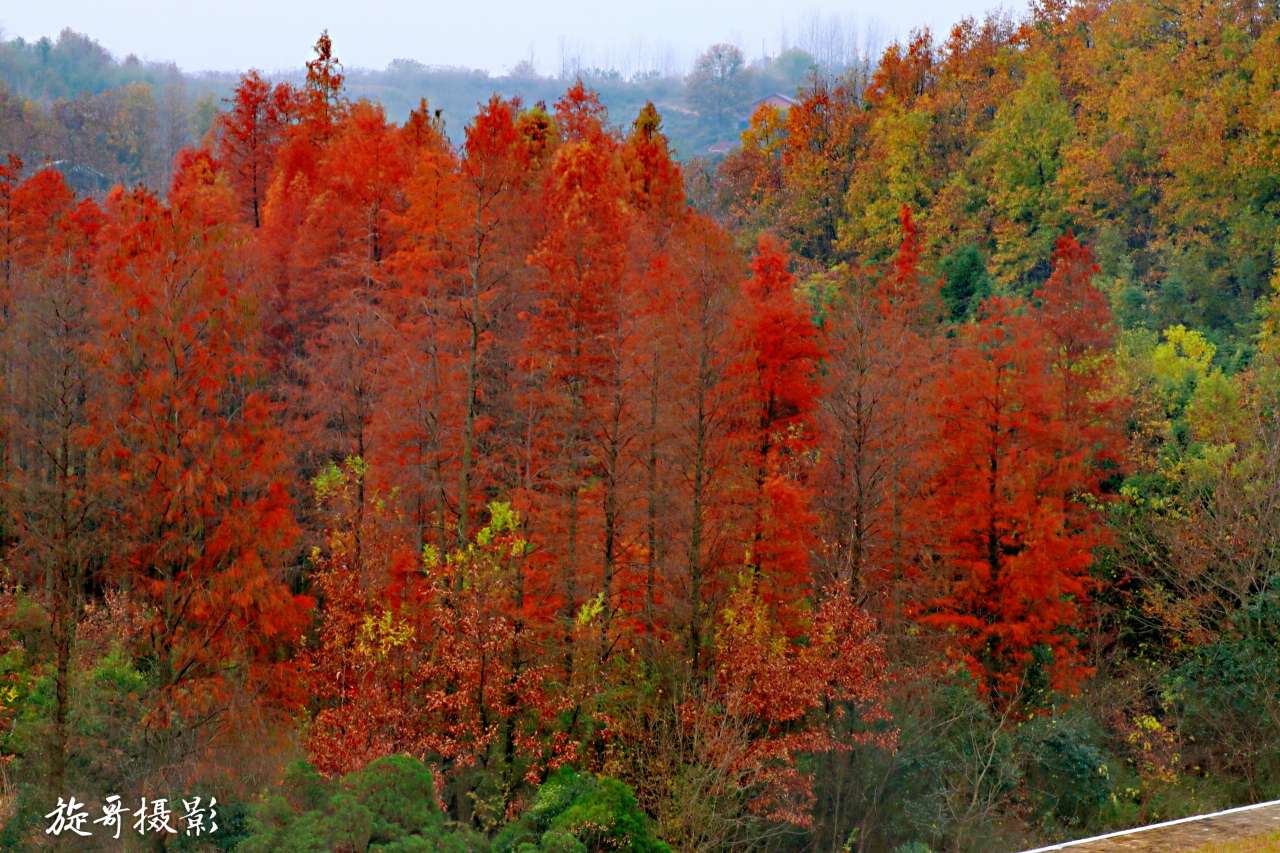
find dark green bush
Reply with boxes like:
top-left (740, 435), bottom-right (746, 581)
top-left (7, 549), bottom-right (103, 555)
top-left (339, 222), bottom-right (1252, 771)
top-left (493, 767), bottom-right (670, 853)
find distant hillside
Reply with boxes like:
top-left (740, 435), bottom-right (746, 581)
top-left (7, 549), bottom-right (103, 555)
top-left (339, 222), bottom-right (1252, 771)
top-left (0, 27), bottom-right (872, 189)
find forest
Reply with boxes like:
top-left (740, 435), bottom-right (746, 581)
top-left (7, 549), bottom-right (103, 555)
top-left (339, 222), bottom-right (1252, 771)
top-left (2, 0), bottom-right (1280, 850)
top-left (0, 22), bottom-right (867, 190)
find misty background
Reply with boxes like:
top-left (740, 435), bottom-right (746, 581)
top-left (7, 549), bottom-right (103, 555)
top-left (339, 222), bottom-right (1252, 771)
top-left (0, 1), bottom-right (1000, 189)
top-left (2, 2), bottom-right (987, 76)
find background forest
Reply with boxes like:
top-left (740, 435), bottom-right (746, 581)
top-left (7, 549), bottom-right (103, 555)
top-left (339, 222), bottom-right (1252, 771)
top-left (0, 21), bottom-right (874, 191)
top-left (2, 0), bottom-right (1280, 850)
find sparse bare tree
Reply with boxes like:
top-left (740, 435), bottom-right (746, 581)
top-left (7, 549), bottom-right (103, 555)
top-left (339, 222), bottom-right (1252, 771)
top-left (687, 43), bottom-right (746, 127)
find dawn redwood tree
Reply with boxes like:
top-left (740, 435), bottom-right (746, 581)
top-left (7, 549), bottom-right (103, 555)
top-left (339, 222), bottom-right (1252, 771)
top-left (518, 84), bottom-right (634, 655)
top-left (623, 102), bottom-right (685, 221)
top-left (913, 291), bottom-right (1105, 702)
top-left (1033, 230), bottom-right (1123, 459)
top-left (1032, 231), bottom-right (1124, 658)
top-left (449, 96), bottom-right (539, 546)
top-left (0, 154), bottom-right (22, 306)
top-left (728, 234), bottom-right (824, 627)
top-left (816, 206), bottom-right (941, 604)
top-left (2, 168), bottom-right (104, 796)
top-left (372, 105), bottom-right (465, 553)
top-left (0, 154), bottom-right (29, 493)
top-left (810, 210), bottom-right (950, 838)
top-left (660, 216), bottom-right (744, 663)
top-left (581, 102), bottom-right (695, 643)
top-left (290, 100), bottom-right (410, 490)
top-left (215, 70), bottom-right (297, 228)
top-left (257, 32), bottom-right (350, 360)
top-left (621, 102), bottom-right (688, 645)
top-left (0, 155), bottom-right (24, 545)
top-left (91, 152), bottom-right (311, 748)
top-left (301, 30), bottom-right (345, 128)
top-left (291, 100), bottom-right (409, 298)
top-left (382, 96), bottom-right (540, 553)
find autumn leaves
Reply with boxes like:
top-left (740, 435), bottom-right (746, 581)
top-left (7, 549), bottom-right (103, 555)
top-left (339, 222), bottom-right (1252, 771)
top-left (0, 32), bottom-right (1123, 834)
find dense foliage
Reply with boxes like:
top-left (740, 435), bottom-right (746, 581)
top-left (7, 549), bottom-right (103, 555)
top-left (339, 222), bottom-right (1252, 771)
top-left (2, 1), bottom-right (1280, 850)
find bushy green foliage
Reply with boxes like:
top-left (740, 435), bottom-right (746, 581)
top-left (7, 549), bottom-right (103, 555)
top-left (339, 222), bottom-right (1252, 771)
top-left (1017, 712), bottom-right (1114, 828)
top-left (939, 244), bottom-right (993, 322)
top-left (238, 761), bottom-right (666, 852)
top-left (1163, 584), bottom-right (1280, 796)
top-left (239, 756), bottom-right (482, 852)
top-left (892, 843), bottom-right (934, 853)
top-left (492, 768), bottom-right (670, 853)
top-left (0, 29), bottom-right (180, 101)
top-left (807, 677), bottom-right (1131, 852)
top-left (808, 678), bottom-right (1024, 853)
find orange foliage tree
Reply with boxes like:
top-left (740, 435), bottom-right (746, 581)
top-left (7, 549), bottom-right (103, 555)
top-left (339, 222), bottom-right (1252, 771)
top-left (215, 70), bottom-right (297, 228)
top-left (90, 152), bottom-right (311, 739)
top-left (727, 235), bottom-right (824, 626)
top-left (910, 276), bottom-right (1116, 701)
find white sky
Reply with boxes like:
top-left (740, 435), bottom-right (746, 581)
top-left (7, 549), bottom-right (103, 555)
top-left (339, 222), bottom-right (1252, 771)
top-left (1, 1), bottom-right (1009, 76)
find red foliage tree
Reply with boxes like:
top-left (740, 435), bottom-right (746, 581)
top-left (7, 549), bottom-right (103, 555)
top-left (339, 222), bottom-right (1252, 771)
top-left (289, 100), bottom-right (411, 482)
top-left (215, 70), bottom-right (297, 228)
top-left (1032, 232), bottom-right (1125, 483)
top-left (378, 96), bottom-right (540, 554)
top-left (257, 33), bottom-right (350, 359)
top-left (661, 216), bottom-right (744, 663)
top-left (912, 291), bottom-right (1106, 701)
top-left (305, 464), bottom-right (568, 826)
top-left (1034, 231), bottom-right (1113, 362)
top-left (518, 85), bottom-right (635, 649)
top-left (2, 168), bottom-right (104, 793)
top-left (0, 154), bottom-right (23, 303)
top-left (91, 152), bottom-right (311, 735)
top-left (864, 30), bottom-right (936, 107)
top-left (728, 235), bottom-right (824, 625)
top-left (620, 103), bottom-right (689, 644)
top-left (816, 206), bottom-right (941, 602)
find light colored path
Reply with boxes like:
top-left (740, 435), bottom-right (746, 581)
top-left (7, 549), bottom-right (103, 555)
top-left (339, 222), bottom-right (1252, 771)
top-left (1020, 800), bottom-right (1280, 852)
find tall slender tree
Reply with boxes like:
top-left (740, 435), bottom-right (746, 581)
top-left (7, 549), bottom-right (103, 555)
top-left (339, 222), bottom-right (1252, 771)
top-left (91, 153), bottom-right (311, 752)
top-left (728, 235), bottom-right (824, 627)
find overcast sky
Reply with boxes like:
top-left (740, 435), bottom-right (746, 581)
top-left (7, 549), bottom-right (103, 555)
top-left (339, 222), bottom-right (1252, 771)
top-left (2, 1), bottom-right (1007, 76)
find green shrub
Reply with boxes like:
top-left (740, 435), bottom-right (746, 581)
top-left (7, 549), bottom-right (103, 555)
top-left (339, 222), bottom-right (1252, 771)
top-left (493, 768), bottom-right (670, 853)
top-left (238, 756), bottom-right (481, 852)
top-left (1017, 712), bottom-right (1115, 828)
top-left (239, 761), bottom-right (666, 852)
